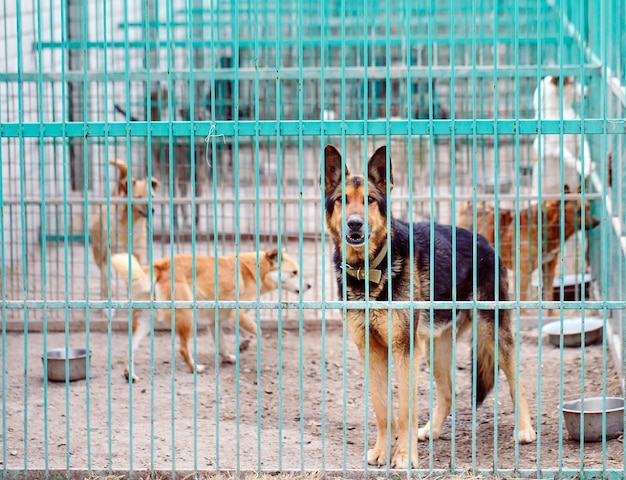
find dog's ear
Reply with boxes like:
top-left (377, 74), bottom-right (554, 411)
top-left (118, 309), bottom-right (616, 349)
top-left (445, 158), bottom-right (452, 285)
top-left (265, 247), bottom-right (280, 264)
top-left (151, 177), bottom-right (160, 191)
top-left (549, 75), bottom-right (559, 86)
top-left (563, 184), bottom-right (571, 194)
top-left (323, 145), bottom-right (348, 194)
top-left (367, 146), bottom-right (393, 193)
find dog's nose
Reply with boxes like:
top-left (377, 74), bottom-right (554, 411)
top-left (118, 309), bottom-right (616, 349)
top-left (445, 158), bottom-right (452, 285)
top-left (347, 215), bottom-right (364, 232)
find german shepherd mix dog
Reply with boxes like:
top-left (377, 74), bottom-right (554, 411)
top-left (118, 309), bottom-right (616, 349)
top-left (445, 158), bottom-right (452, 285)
top-left (323, 145), bottom-right (536, 468)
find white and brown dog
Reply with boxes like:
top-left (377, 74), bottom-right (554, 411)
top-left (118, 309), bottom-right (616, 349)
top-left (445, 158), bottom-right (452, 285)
top-left (110, 248), bottom-right (311, 382)
top-left (532, 75), bottom-right (593, 196)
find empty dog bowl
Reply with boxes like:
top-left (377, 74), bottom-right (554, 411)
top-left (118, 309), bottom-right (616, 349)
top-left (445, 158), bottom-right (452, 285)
top-left (41, 348), bottom-right (91, 382)
top-left (562, 397), bottom-right (624, 442)
top-left (542, 317), bottom-right (603, 347)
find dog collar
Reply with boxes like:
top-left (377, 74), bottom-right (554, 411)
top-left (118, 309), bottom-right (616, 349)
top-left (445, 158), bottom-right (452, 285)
top-left (344, 243), bottom-right (388, 283)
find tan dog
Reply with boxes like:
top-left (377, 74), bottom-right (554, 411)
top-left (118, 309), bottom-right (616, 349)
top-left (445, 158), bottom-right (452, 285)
top-left (458, 185), bottom-right (599, 315)
top-left (110, 248), bottom-right (311, 382)
top-left (90, 159), bottom-right (160, 297)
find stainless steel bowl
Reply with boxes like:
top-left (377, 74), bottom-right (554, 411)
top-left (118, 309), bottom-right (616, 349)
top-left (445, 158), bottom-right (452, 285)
top-left (542, 317), bottom-right (603, 347)
top-left (562, 397), bottom-right (624, 442)
top-left (41, 348), bottom-right (91, 382)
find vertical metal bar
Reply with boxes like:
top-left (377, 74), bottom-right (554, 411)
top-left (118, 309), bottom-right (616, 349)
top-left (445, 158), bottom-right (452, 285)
top-left (0, 0), bottom-right (7, 473)
top-left (143, 0), bottom-right (157, 472)
top-left (32, 0), bottom-right (49, 473)
top-left (296, 0), bottom-right (305, 472)
top-left (101, 0), bottom-right (115, 470)
top-left (361, 0), bottom-right (372, 475)
top-left (185, 0), bottom-right (200, 471)
top-left (598, 2), bottom-right (610, 475)
top-left (319, 1), bottom-right (328, 472)
top-left (273, 0), bottom-right (285, 470)
top-left (469, 0), bottom-right (481, 472)
top-left (339, 0), bottom-right (349, 473)
top-left (232, 1), bottom-right (242, 473)
top-left (383, 1), bottom-right (394, 475)
top-left (13, 0), bottom-right (29, 472)
top-left (80, 0), bottom-right (92, 471)
top-left (207, 0), bottom-right (221, 471)
top-left (426, 0), bottom-right (437, 471)
top-left (490, 2), bottom-right (502, 466)
top-left (252, 0), bottom-right (263, 471)
top-left (510, 0), bottom-right (522, 469)
top-left (533, 1), bottom-right (544, 473)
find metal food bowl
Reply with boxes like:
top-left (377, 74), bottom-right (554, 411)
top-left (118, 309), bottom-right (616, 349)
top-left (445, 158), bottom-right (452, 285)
top-left (562, 397), bottom-right (624, 442)
top-left (40, 348), bottom-right (91, 382)
top-left (542, 317), bottom-right (603, 348)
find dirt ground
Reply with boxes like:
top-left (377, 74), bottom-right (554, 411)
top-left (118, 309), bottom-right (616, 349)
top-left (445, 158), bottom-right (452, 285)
top-left (1, 313), bottom-right (623, 475)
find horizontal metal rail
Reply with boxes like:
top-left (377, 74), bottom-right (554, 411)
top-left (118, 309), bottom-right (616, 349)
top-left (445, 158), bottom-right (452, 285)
top-left (2, 119), bottom-right (625, 138)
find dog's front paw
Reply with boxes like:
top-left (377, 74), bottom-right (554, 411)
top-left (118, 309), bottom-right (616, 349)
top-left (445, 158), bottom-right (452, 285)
top-left (391, 449), bottom-right (418, 469)
top-left (518, 428), bottom-right (537, 444)
top-left (367, 447), bottom-right (388, 467)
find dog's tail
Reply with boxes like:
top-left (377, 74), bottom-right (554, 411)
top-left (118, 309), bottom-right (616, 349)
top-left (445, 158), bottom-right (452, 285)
top-left (110, 158), bottom-right (129, 181)
top-left (473, 262), bottom-right (515, 406)
top-left (110, 253), bottom-right (151, 297)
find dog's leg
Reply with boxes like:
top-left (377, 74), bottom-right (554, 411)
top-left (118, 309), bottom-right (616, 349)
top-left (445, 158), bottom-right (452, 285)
top-left (518, 263), bottom-right (532, 316)
top-left (125, 310), bottom-right (150, 382)
top-left (172, 308), bottom-right (206, 374)
top-left (347, 314), bottom-right (397, 467)
top-left (233, 309), bottom-right (258, 336)
top-left (497, 321), bottom-right (537, 444)
top-left (231, 309), bottom-right (256, 353)
top-left (418, 328), bottom-right (452, 442)
top-left (544, 255), bottom-right (560, 317)
top-left (101, 268), bottom-right (109, 298)
top-left (208, 309), bottom-right (236, 364)
top-left (392, 331), bottom-right (421, 469)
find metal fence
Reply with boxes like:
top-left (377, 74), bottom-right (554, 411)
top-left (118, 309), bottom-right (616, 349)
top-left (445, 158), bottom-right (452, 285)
top-left (0, 0), bottom-right (624, 477)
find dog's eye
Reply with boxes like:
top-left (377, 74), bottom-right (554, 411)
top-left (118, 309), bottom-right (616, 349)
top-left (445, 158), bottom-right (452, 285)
top-left (292, 270), bottom-right (297, 276)
top-left (367, 196), bottom-right (375, 204)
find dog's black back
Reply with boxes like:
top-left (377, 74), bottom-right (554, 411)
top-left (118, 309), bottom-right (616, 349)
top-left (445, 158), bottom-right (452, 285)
top-left (334, 219), bottom-right (508, 324)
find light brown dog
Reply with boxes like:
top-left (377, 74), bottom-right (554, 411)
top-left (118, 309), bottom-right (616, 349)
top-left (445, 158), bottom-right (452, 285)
top-left (90, 159), bottom-right (160, 297)
top-left (457, 185), bottom-right (599, 315)
top-left (110, 248), bottom-right (311, 382)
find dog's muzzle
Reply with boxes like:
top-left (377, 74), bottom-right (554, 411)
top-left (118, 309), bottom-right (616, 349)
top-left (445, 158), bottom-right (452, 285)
top-left (346, 215), bottom-right (366, 246)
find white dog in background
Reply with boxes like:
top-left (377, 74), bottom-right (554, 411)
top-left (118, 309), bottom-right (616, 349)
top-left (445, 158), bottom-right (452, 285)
top-left (531, 75), bottom-right (592, 196)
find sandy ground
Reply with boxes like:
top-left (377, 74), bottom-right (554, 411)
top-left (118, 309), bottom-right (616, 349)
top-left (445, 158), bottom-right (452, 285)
top-left (1, 313), bottom-right (623, 475)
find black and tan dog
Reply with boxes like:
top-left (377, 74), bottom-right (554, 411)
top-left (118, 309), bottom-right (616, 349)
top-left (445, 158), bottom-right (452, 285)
top-left (323, 145), bottom-right (536, 468)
